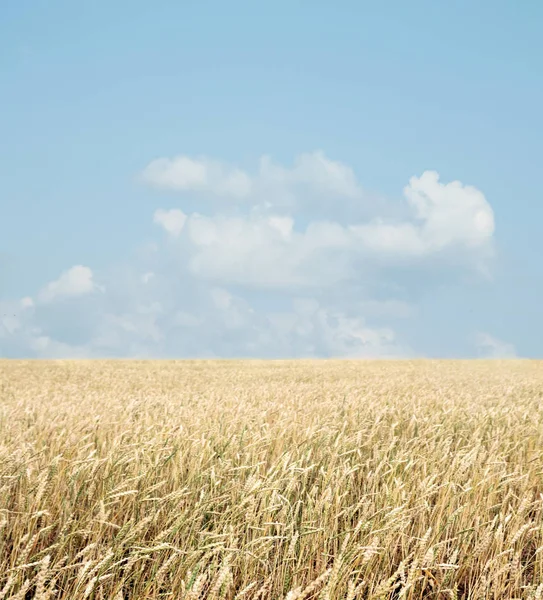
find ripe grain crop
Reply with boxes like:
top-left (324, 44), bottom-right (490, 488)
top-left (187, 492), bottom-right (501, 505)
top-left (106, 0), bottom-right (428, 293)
top-left (1, 359), bottom-right (543, 599)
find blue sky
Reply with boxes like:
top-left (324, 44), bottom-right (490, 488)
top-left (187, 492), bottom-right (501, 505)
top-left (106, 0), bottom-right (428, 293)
top-left (1, 0), bottom-right (542, 358)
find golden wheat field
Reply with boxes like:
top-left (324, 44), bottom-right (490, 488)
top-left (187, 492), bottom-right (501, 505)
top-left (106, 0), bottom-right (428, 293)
top-left (1, 360), bottom-right (543, 599)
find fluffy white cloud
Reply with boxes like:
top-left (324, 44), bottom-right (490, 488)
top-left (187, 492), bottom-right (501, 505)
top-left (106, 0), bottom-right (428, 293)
top-left (0, 150), bottom-right (499, 359)
top-left (348, 171), bottom-right (495, 262)
top-left (1, 260), bottom-right (411, 359)
top-left (257, 151), bottom-right (361, 199)
top-left (267, 300), bottom-right (407, 358)
top-left (474, 332), bottom-right (517, 358)
top-left (404, 171), bottom-right (495, 250)
top-left (153, 209), bottom-right (187, 237)
top-left (142, 151), bottom-right (362, 211)
top-left (143, 156), bottom-right (252, 199)
top-left (183, 214), bottom-right (355, 288)
top-left (37, 265), bottom-right (99, 303)
top-left (142, 154), bottom-right (495, 252)
top-left (144, 153), bottom-right (495, 289)
top-left (161, 200), bottom-right (493, 289)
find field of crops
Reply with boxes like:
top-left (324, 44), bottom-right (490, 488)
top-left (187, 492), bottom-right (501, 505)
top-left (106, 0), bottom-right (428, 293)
top-left (1, 359), bottom-right (543, 599)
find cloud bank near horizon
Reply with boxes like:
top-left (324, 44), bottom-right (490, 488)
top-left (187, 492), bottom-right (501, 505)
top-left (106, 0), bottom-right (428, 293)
top-left (1, 151), bottom-right (507, 359)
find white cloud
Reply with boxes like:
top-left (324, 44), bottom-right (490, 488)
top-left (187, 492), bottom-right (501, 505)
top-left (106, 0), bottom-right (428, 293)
top-left (37, 265), bottom-right (99, 303)
top-left (474, 332), bottom-right (517, 358)
top-left (267, 215), bottom-right (294, 238)
top-left (163, 199), bottom-right (493, 289)
top-left (184, 214), bottom-right (354, 288)
top-left (0, 150), bottom-right (500, 359)
top-left (143, 156), bottom-right (252, 199)
top-left (144, 153), bottom-right (495, 289)
top-left (257, 151), bottom-right (361, 199)
top-left (350, 221), bottom-right (425, 257)
top-left (210, 288), bottom-right (249, 330)
top-left (142, 151), bottom-right (362, 211)
top-left (2, 274), bottom-right (411, 359)
top-left (267, 300), bottom-right (408, 358)
top-left (404, 170), bottom-right (495, 251)
top-left (153, 209), bottom-right (187, 237)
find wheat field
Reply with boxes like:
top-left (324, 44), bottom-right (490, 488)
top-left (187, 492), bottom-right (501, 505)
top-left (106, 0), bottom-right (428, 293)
top-left (1, 360), bottom-right (543, 599)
